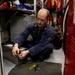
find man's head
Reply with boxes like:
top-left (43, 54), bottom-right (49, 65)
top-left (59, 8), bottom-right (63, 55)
top-left (37, 8), bottom-right (50, 29)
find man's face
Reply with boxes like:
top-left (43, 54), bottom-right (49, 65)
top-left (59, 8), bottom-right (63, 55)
top-left (37, 12), bottom-right (48, 29)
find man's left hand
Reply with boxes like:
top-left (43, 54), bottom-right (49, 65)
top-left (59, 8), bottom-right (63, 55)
top-left (18, 50), bottom-right (29, 59)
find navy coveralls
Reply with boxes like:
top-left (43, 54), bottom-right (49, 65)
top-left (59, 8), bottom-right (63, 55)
top-left (15, 22), bottom-right (54, 60)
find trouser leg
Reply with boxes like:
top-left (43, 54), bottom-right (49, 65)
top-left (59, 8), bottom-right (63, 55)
top-left (31, 43), bottom-right (54, 61)
top-left (17, 40), bottom-right (34, 65)
top-left (19, 41), bottom-right (54, 62)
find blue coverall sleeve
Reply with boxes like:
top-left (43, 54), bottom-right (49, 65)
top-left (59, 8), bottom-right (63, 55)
top-left (29, 28), bottom-right (54, 56)
top-left (14, 24), bottom-right (31, 46)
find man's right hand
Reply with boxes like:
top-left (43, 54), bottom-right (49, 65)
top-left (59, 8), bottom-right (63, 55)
top-left (12, 43), bottom-right (20, 57)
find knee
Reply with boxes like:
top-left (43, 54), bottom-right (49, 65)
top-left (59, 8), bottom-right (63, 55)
top-left (45, 43), bottom-right (54, 51)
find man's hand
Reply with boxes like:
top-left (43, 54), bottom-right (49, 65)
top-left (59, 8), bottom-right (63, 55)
top-left (12, 43), bottom-right (20, 56)
top-left (18, 50), bottom-right (29, 59)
